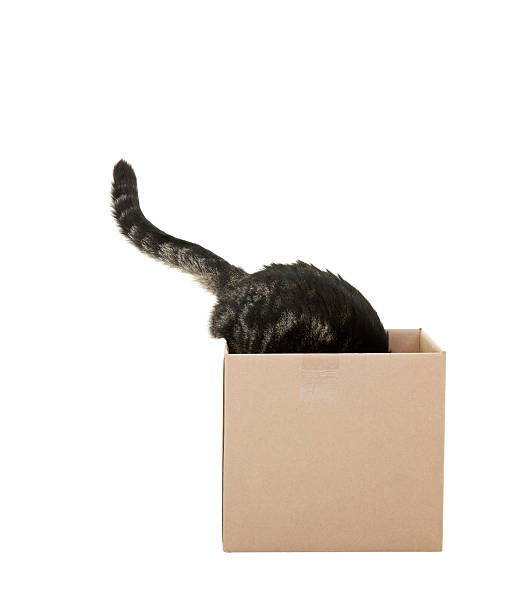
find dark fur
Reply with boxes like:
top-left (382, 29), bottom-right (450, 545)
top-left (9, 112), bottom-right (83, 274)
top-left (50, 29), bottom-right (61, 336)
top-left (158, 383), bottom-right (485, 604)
top-left (111, 160), bottom-right (388, 354)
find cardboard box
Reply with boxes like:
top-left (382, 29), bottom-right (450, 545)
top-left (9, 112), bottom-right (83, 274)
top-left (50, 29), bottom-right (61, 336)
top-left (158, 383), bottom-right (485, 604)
top-left (222, 329), bottom-right (445, 552)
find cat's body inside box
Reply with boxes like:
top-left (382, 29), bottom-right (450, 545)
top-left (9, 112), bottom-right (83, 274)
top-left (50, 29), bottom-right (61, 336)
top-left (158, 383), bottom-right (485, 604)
top-left (222, 329), bottom-right (445, 552)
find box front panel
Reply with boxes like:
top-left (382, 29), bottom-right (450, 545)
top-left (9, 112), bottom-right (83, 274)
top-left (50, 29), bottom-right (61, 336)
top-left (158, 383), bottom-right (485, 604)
top-left (223, 351), bottom-right (445, 552)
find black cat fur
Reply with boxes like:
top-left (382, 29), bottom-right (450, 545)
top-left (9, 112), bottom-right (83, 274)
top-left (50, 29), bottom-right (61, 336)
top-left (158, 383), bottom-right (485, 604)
top-left (111, 160), bottom-right (389, 354)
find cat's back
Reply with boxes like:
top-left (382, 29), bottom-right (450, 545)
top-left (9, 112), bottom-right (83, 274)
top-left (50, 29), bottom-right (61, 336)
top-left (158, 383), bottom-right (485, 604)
top-left (211, 261), bottom-right (379, 353)
top-left (214, 261), bottom-right (353, 322)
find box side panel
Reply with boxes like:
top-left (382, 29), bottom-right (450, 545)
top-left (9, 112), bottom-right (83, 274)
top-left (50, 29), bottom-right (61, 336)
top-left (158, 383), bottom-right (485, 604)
top-left (222, 356), bottom-right (226, 548)
top-left (420, 330), bottom-right (443, 353)
top-left (438, 351), bottom-right (446, 550)
top-left (388, 329), bottom-right (420, 353)
top-left (223, 352), bottom-right (445, 552)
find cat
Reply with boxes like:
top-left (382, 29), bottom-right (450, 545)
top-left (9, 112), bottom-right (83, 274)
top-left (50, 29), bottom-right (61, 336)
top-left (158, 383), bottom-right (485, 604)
top-left (111, 160), bottom-right (389, 354)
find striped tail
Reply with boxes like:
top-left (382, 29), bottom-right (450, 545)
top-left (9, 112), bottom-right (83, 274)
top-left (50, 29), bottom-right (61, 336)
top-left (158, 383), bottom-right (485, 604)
top-left (111, 160), bottom-right (247, 295)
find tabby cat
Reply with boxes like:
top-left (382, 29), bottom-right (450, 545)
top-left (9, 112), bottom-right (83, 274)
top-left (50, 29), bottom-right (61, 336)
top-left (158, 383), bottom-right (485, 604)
top-left (111, 160), bottom-right (388, 354)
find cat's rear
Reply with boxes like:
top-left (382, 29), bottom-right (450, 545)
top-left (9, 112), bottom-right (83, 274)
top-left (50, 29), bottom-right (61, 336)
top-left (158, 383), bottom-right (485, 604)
top-left (111, 160), bottom-right (388, 354)
top-left (211, 263), bottom-right (388, 353)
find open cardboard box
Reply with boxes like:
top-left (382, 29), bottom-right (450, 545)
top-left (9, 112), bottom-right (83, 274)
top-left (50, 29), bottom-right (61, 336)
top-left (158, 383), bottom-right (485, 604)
top-left (222, 329), bottom-right (445, 552)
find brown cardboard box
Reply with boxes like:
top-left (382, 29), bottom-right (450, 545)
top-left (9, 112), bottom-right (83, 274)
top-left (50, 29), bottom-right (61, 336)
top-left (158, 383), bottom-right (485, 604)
top-left (222, 329), bottom-right (445, 552)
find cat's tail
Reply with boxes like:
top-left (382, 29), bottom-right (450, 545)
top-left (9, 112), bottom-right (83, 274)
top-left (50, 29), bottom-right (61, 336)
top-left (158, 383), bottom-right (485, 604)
top-left (111, 160), bottom-right (247, 295)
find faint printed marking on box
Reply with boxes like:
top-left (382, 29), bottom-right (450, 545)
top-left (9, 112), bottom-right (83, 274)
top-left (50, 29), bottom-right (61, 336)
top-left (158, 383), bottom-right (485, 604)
top-left (300, 355), bottom-right (339, 404)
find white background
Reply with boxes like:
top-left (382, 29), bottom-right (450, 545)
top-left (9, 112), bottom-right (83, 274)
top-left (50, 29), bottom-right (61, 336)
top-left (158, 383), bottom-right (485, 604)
top-left (1, 1), bottom-right (520, 610)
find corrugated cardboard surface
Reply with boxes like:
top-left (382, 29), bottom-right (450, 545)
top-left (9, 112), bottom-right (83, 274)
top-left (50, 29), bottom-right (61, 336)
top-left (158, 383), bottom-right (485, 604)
top-left (222, 330), bottom-right (445, 552)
